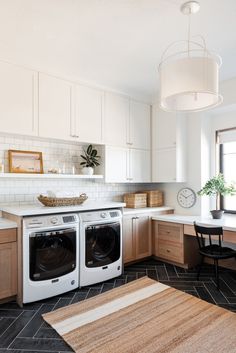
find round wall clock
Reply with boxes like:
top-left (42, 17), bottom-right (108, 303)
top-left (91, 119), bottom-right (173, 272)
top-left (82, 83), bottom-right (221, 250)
top-left (177, 187), bottom-right (196, 208)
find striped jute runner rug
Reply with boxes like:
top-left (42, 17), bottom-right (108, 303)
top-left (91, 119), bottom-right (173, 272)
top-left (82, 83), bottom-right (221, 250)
top-left (43, 277), bottom-right (236, 353)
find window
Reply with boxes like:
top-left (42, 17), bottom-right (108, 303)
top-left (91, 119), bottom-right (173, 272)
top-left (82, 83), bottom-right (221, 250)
top-left (218, 129), bottom-right (236, 213)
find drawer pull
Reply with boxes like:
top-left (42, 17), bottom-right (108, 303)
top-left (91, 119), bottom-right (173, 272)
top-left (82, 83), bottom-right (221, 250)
top-left (166, 249), bottom-right (170, 253)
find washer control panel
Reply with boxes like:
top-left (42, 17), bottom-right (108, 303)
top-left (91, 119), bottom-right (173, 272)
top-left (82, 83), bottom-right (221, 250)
top-left (24, 213), bottom-right (78, 229)
top-left (50, 216), bottom-right (59, 225)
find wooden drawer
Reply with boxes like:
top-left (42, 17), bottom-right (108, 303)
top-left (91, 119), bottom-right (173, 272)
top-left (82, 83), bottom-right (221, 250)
top-left (157, 240), bottom-right (184, 264)
top-left (184, 224), bottom-right (195, 236)
top-left (0, 229), bottom-right (17, 244)
top-left (158, 222), bottom-right (183, 244)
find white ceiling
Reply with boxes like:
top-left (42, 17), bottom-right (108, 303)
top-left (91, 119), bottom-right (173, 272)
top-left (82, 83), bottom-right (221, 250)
top-left (0, 0), bottom-right (236, 102)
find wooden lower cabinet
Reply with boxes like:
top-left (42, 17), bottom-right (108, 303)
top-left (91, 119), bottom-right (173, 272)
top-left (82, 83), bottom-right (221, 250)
top-left (123, 215), bottom-right (136, 263)
top-left (123, 214), bottom-right (152, 264)
top-left (153, 221), bottom-right (200, 268)
top-left (0, 229), bottom-right (17, 300)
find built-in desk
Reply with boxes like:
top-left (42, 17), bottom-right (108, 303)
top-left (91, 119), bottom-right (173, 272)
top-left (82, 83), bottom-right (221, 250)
top-left (152, 214), bottom-right (236, 270)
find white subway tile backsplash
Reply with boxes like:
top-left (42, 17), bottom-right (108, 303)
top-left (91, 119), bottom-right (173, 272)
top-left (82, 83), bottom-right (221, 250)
top-left (0, 134), bottom-right (156, 206)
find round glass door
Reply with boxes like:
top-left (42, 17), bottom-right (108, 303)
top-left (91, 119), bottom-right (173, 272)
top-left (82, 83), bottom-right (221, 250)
top-left (86, 222), bottom-right (120, 267)
top-left (30, 228), bottom-right (76, 281)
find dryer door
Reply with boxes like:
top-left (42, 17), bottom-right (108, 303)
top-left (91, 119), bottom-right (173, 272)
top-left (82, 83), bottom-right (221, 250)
top-left (85, 222), bottom-right (120, 268)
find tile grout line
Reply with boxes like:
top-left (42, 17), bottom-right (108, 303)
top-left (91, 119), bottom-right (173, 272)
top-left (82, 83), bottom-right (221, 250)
top-left (33, 299), bottom-right (62, 340)
top-left (0, 311), bottom-right (24, 342)
top-left (8, 304), bottom-right (45, 349)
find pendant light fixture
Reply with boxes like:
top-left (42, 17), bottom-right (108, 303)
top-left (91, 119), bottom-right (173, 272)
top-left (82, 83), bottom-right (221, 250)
top-left (159, 1), bottom-right (223, 112)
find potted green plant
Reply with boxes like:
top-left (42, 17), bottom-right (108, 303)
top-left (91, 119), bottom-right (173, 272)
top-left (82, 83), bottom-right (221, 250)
top-left (80, 144), bottom-right (100, 175)
top-left (198, 173), bottom-right (236, 219)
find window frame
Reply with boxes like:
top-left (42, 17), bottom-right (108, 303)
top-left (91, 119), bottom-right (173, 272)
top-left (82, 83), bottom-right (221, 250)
top-left (219, 133), bottom-right (236, 214)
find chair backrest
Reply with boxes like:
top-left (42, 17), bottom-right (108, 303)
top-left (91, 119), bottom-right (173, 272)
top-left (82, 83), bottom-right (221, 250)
top-left (194, 222), bottom-right (223, 250)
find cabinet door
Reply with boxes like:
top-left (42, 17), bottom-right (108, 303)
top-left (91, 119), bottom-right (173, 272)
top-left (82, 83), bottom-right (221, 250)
top-left (123, 215), bottom-right (136, 264)
top-left (152, 148), bottom-right (176, 182)
top-left (105, 146), bottom-right (129, 183)
top-left (75, 85), bottom-right (103, 144)
top-left (0, 62), bottom-right (38, 136)
top-left (135, 215), bottom-right (152, 259)
top-left (129, 101), bottom-right (150, 149)
top-left (130, 149), bottom-right (151, 182)
top-left (0, 241), bottom-right (17, 299)
top-left (38, 73), bottom-right (74, 141)
top-left (104, 92), bottom-right (129, 147)
top-left (152, 106), bottom-right (176, 150)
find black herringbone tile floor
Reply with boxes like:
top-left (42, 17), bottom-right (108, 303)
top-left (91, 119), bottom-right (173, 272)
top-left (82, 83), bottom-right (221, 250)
top-left (0, 259), bottom-right (236, 352)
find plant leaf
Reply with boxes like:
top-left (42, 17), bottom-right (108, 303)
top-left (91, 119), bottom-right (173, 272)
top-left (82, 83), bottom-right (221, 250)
top-left (87, 144), bottom-right (92, 155)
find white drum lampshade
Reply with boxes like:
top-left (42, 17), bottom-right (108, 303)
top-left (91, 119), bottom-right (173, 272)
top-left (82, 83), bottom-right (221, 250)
top-left (159, 55), bottom-right (223, 112)
top-left (159, 1), bottom-right (223, 113)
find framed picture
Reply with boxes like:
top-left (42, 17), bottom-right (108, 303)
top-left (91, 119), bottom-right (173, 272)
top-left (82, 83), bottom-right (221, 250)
top-left (8, 150), bottom-right (43, 174)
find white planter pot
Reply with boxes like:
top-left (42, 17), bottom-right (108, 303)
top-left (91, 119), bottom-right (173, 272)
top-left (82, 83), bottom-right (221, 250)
top-left (81, 167), bottom-right (94, 175)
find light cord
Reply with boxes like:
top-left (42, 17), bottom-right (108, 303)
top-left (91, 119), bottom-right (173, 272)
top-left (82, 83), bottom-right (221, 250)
top-left (187, 10), bottom-right (191, 56)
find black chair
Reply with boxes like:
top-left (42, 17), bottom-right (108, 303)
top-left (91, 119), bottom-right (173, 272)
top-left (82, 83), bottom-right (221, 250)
top-left (194, 222), bottom-right (236, 289)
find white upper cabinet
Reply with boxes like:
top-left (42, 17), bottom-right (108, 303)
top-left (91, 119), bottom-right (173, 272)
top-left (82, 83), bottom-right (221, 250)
top-left (105, 146), bottom-right (128, 183)
top-left (38, 73), bottom-right (74, 141)
top-left (75, 85), bottom-right (103, 144)
top-left (104, 93), bottom-right (151, 149)
top-left (152, 147), bottom-right (186, 183)
top-left (129, 101), bottom-right (150, 150)
top-left (104, 92), bottom-right (129, 147)
top-left (130, 149), bottom-right (151, 183)
top-left (105, 146), bottom-right (151, 183)
top-left (152, 148), bottom-right (177, 182)
top-left (152, 108), bottom-right (176, 150)
top-left (152, 105), bottom-right (186, 183)
top-left (0, 62), bottom-right (38, 136)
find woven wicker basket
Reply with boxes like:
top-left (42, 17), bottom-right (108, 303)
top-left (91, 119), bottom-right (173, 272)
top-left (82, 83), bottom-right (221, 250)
top-left (124, 193), bottom-right (147, 208)
top-left (38, 193), bottom-right (88, 207)
top-left (144, 190), bottom-right (163, 207)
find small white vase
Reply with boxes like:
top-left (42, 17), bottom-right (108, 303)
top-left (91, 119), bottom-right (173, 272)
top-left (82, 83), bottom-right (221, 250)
top-left (81, 167), bottom-right (94, 175)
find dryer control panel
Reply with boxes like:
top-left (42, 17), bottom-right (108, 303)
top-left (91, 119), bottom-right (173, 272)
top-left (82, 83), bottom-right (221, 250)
top-left (79, 209), bottom-right (122, 223)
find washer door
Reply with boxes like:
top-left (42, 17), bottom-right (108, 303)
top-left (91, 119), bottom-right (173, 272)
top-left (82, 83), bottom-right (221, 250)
top-left (85, 222), bottom-right (120, 268)
top-left (29, 228), bottom-right (77, 281)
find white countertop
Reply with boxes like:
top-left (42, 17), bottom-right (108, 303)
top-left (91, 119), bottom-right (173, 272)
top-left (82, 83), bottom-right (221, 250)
top-left (152, 214), bottom-right (236, 232)
top-left (0, 217), bottom-right (17, 230)
top-left (1, 201), bottom-right (126, 217)
top-left (123, 206), bottom-right (174, 215)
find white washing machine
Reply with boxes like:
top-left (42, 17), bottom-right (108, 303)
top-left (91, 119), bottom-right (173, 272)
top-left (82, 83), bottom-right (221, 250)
top-left (23, 213), bottom-right (79, 303)
top-left (79, 209), bottom-right (122, 287)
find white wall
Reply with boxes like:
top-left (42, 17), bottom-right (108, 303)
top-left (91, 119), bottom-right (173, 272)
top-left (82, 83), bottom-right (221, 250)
top-left (157, 114), bottom-right (205, 215)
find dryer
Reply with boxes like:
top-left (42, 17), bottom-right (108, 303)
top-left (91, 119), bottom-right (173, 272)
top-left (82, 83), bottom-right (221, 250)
top-left (79, 209), bottom-right (122, 286)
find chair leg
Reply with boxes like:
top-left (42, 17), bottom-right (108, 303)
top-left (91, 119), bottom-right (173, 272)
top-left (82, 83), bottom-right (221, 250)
top-left (197, 256), bottom-right (204, 280)
top-left (214, 259), bottom-right (220, 289)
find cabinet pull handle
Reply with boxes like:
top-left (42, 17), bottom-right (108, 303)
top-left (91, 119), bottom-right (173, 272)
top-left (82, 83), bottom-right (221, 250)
top-left (166, 249), bottom-right (170, 253)
top-left (71, 134), bottom-right (79, 138)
